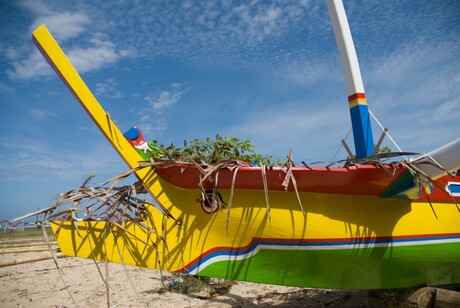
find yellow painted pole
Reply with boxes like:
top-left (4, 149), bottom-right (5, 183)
top-left (32, 24), bottom-right (158, 192)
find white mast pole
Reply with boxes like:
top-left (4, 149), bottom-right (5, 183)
top-left (327, 0), bottom-right (374, 159)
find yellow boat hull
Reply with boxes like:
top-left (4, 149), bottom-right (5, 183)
top-left (34, 24), bottom-right (460, 289)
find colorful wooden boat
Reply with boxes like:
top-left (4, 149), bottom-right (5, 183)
top-left (32, 0), bottom-right (460, 289)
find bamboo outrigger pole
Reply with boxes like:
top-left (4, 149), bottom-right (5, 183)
top-left (327, 0), bottom-right (374, 159)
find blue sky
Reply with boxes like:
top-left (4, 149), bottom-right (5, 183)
top-left (0, 0), bottom-right (459, 220)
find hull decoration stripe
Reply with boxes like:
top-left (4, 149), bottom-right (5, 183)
top-left (179, 233), bottom-right (460, 275)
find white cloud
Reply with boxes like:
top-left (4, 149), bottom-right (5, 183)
top-left (6, 50), bottom-right (52, 80)
top-left (7, 32), bottom-right (128, 80)
top-left (16, 0), bottom-right (90, 41)
top-left (357, 32), bottom-right (460, 154)
top-left (95, 78), bottom-right (123, 98)
top-left (0, 82), bottom-right (15, 95)
top-left (130, 84), bottom-right (187, 138)
top-left (274, 56), bottom-right (338, 87)
top-left (152, 91), bottom-right (182, 110)
top-left (223, 102), bottom-right (350, 162)
top-left (29, 12), bottom-right (91, 41)
top-left (99, 0), bottom-right (319, 65)
top-left (15, 0), bottom-right (53, 16)
top-left (0, 136), bottom-right (123, 181)
top-left (66, 34), bottom-right (126, 73)
top-left (136, 119), bottom-right (168, 139)
top-left (434, 98), bottom-right (460, 122)
top-left (5, 1), bottom-right (131, 80)
top-left (29, 109), bottom-right (57, 120)
top-left (145, 84), bottom-right (185, 111)
top-left (4, 46), bottom-right (21, 61)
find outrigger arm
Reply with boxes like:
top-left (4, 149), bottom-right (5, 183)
top-left (32, 24), bottom-right (161, 197)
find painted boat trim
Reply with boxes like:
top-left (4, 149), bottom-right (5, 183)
top-left (180, 233), bottom-right (460, 274)
top-left (447, 182), bottom-right (460, 197)
top-left (155, 163), bottom-right (409, 196)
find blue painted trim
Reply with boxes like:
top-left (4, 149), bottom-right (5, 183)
top-left (181, 234), bottom-right (460, 274)
top-left (447, 182), bottom-right (460, 196)
top-left (350, 104), bottom-right (374, 159)
top-left (123, 126), bottom-right (140, 141)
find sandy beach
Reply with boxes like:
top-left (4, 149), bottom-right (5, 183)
top-left (0, 229), bottom-right (449, 308)
top-left (0, 254), bottom-right (371, 308)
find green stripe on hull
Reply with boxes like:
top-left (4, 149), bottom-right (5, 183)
top-left (197, 243), bottom-right (460, 289)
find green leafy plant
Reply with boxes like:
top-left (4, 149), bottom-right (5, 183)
top-left (145, 134), bottom-right (279, 166)
top-left (378, 146), bottom-right (392, 153)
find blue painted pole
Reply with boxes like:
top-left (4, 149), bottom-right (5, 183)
top-left (348, 93), bottom-right (374, 158)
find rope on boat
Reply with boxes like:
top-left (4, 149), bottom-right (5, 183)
top-left (330, 128), bottom-right (352, 163)
top-left (368, 109), bottom-right (404, 153)
top-left (329, 109), bottom-right (406, 165)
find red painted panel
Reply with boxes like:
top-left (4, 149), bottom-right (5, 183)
top-left (155, 164), bottom-right (409, 196)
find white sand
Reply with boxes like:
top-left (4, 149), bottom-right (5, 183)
top-left (0, 234), bottom-right (394, 307)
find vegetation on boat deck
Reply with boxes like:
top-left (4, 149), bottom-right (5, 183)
top-left (142, 132), bottom-right (396, 168)
top-left (149, 134), bottom-right (281, 166)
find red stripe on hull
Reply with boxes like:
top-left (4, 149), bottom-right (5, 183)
top-left (155, 164), bottom-right (408, 196)
top-left (155, 164), bottom-right (460, 201)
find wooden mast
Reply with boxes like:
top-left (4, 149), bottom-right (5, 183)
top-left (327, 0), bottom-right (374, 159)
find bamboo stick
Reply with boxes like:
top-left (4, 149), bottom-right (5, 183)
top-left (0, 245), bottom-right (59, 254)
top-left (0, 253), bottom-right (65, 267)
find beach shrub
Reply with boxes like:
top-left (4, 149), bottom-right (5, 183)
top-left (168, 274), bottom-right (235, 296)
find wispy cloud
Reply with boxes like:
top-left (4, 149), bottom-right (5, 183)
top-left (434, 98), bottom-right (460, 122)
top-left (17, 0), bottom-right (91, 41)
top-left (133, 83), bottom-right (187, 137)
top-left (95, 78), bottom-right (123, 98)
top-left (0, 136), bottom-right (123, 182)
top-left (0, 82), bottom-right (15, 95)
top-left (4, 0), bottom-right (323, 81)
top-left (134, 119), bottom-right (168, 140)
top-left (6, 51), bottom-right (52, 80)
top-left (144, 83), bottom-right (185, 111)
top-left (7, 32), bottom-right (129, 80)
top-left (29, 108), bottom-right (57, 120)
top-left (65, 33), bottom-right (130, 73)
top-left (88, 0), bottom-right (322, 66)
top-left (29, 12), bottom-right (91, 41)
top-left (361, 33), bottom-right (460, 152)
top-left (272, 55), bottom-right (339, 88)
top-left (5, 2), bottom-right (130, 80)
top-left (150, 91), bottom-right (182, 110)
top-left (224, 101), bottom-right (350, 162)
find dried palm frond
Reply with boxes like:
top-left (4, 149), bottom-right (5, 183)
top-left (13, 171), bottom-right (171, 308)
top-left (226, 164), bottom-right (242, 234)
top-left (397, 155), bottom-right (459, 217)
top-left (281, 150), bottom-right (305, 216)
top-left (261, 163), bottom-right (271, 220)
